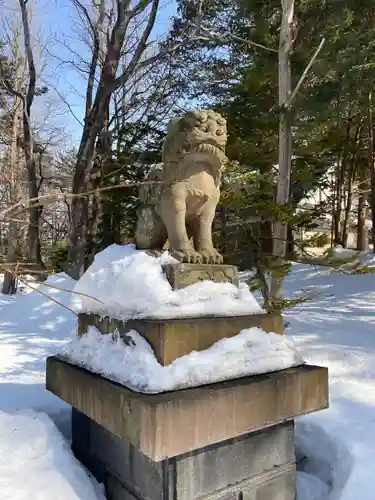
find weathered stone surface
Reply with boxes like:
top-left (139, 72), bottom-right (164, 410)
top-left (78, 312), bottom-right (284, 365)
top-left (162, 262), bottom-right (239, 289)
top-left (174, 423), bottom-right (295, 499)
top-left (135, 109), bottom-right (228, 265)
top-left (96, 463), bottom-right (296, 500)
top-left (72, 409), bottom-right (295, 500)
top-left (46, 357), bottom-right (328, 461)
top-left (106, 456), bottom-right (296, 500)
top-left (201, 464), bottom-right (296, 500)
top-left (87, 417), bottom-right (164, 500)
top-left (106, 478), bottom-right (138, 500)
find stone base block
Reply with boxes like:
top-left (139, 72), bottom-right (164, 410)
top-left (162, 263), bottom-right (239, 289)
top-left (78, 312), bottom-right (284, 365)
top-left (46, 357), bottom-right (328, 461)
top-left (72, 409), bottom-right (296, 500)
top-left (106, 467), bottom-right (296, 500)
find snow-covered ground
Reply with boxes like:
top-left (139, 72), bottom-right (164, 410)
top-left (0, 410), bottom-right (105, 500)
top-left (285, 256), bottom-right (375, 500)
top-left (0, 254), bottom-right (374, 499)
top-left (0, 274), bottom-right (105, 500)
top-left (0, 274), bottom-right (76, 431)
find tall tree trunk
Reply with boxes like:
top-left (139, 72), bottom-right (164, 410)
top-left (334, 119), bottom-right (353, 244)
top-left (86, 97), bottom-right (112, 267)
top-left (357, 192), bottom-right (369, 251)
top-left (286, 223), bottom-right (294, 258)
top-left (68, 90), bottom-right (111, 278)
top-left (19, 0), bottom-right (44, 277)
top-left (28, 192), bottom-right (43, 269)
top-left (342, 124), bottom-right (361, 247)
top-left (333, 94), bottom-right (342, 245)
top-left (2, 33), bottom-right (22, 295)
top-left (3, 112), bottom-right (21, 295)
top-left (86, 162), bottom-right (103, 268)
top-left (270, 0), bottom-right (294, 303)
top-left (68, 117), bottom-right (104, 279)
top-left (356, 164), bottom-right (369, 251)
top-left (67, 0), bottom-right (160, 279)
top-left (372, 146), bottom-right (375, 251)
top-left (258, 166), bottom-right (274, 256)
top-left (370, 93), bottom-right (375, 253)
top-left (333, 161), bottom-right (343, 244)
top-left (342, 168), bottom-right (355, 248)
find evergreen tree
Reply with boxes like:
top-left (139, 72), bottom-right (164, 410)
top-left (169, 0), bottom-right (375, 261)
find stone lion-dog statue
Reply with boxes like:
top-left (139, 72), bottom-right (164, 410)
top-left (135, 109), bottom-right (228, 264)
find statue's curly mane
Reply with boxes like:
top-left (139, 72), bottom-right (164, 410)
top-left (138, 109), bottom-right (227, 206)
top-left (162, 109), bottom-right (228, 183)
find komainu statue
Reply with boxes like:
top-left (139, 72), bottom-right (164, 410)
top-left (135, 109), bottom-right (228, 264)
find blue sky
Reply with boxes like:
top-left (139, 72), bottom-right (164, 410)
top-left (36, 0), bottom-right (177, 145)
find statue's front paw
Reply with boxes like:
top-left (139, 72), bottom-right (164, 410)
top-left (199, 248), bottom-right (224, 264)
top-left (171, 249), bottom-right (203, 264)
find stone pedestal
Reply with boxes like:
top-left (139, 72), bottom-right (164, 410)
top-left (46, 357), bottom-right (328, 499)
top-left (72, 409), bottom-right (295, 500)
top-left (78, 312), bottom-right (284, 365)
top-left (162, 263), bottom-right (239, 289)
top-left (78, 262), bottom-right (284, 365)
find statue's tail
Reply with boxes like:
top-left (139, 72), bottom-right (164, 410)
top-left (138, 163), bottom-right (163, 206)
top-left (136, 164), bottom-right (167, 250)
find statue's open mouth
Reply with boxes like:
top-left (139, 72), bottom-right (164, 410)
top-left (206, 138), bottom-right (225, 147)
top-left (181, 140), bottom-right (226, 156)
top-left (199, 138), bottom-right (226, 152)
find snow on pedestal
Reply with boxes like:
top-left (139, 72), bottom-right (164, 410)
top-left (71, 244), bottom-right (265, 320)
top-left (59, 326), bottom-right (305, 394)
top-left (60, 243), bottom-right (304, 393)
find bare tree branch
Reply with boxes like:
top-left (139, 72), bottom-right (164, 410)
top-left (286, 37), bottom-right (325, 109)
top-left (1, 178), bottom-right (164, 218)
top-left (113, 0), bottom-right (159, 88)
top-left (195, 25), bottom-right (278, 53)
top-left (71, 0), bottom-right (107, 120)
